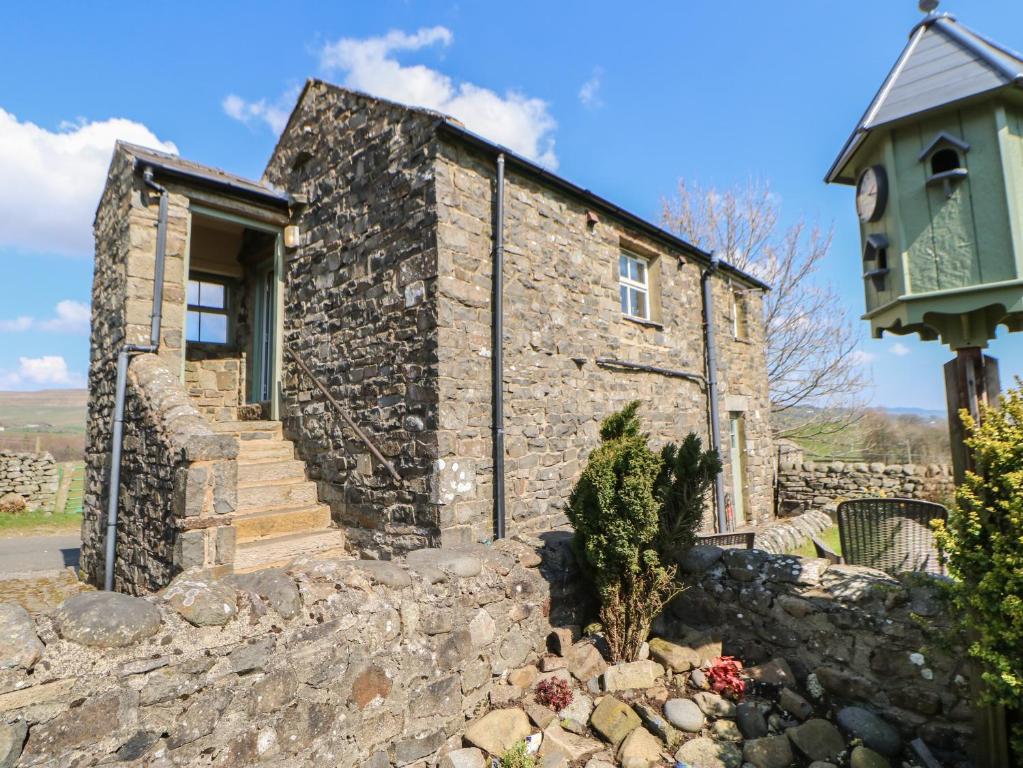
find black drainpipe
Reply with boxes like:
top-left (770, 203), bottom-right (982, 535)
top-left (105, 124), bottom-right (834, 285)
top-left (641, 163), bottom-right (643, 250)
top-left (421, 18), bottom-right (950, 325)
top-left (492, 153), bottom-right (507, 539)
top-left (103, 165), bottom-right (168, 590)
top-left (701, 252), bottom-right (728, 533)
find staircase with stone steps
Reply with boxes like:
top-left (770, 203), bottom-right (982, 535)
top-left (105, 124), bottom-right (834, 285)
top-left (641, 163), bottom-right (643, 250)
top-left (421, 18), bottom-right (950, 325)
top-left (209, 419), bottom-right (348, 571)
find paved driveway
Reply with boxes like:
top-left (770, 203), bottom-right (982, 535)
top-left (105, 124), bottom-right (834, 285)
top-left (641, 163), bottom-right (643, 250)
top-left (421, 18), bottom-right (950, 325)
top-left (0, 533), bottom-right (80, 573)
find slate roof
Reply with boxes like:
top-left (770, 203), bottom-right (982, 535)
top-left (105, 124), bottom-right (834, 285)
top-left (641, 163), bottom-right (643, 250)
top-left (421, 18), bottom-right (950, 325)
top-left (118, 141), bottom-right (289, 206)
top-left (827, 12), bottom-right (1023, 184)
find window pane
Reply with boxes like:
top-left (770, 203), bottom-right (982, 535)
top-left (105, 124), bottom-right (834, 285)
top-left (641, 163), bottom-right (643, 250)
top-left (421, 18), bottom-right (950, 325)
top-left (197, 281), bottom-right (225, 309)
top-left (632, 289), bottom-right (647, 319)
top-left (187, 281), bottom-right (200, 306)
top-left (186, 310), bottom-right (200, 341)
top-left (620, 284), bottom-right (629, 314)
top-left (619, 254), bottom-right (628, 278)
top-left (201, 313), bottom-right (228, 344)
top-left (634, 259), bottom-right (646, 284)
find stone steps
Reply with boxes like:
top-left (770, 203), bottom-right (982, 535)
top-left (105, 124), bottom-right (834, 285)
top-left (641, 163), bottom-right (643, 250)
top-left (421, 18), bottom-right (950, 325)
top-left (206, 419), bottom-right (347, 569)
top-left (237, 477), bottom-right (319, 509)
top-left (232, 504), bottom-right (333, 543)
top-left (233, 529), bottom-right (349, 572)
top-left (237, 459), bottom-right (307, 484)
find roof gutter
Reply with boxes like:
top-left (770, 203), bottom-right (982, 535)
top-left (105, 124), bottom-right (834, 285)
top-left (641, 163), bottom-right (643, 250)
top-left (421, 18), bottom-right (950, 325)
top-left (435, 121), bottom-right (770, 292)
top-left (130, 154), bottom-right (290, 208)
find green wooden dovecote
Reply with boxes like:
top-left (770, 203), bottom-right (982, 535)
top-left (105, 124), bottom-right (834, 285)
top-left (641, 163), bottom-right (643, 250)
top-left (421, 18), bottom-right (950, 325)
top-left (827, 9), bottom-right (1023, 349)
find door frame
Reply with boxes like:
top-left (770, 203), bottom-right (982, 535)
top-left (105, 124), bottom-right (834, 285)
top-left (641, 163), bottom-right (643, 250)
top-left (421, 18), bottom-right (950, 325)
top-left (728, 411), bottom-right (748, 527)
top-left (187, 204), bottom-right (284, 420)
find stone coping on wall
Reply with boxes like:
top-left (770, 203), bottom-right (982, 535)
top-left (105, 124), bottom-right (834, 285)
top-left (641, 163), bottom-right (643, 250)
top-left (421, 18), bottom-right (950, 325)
top-left (750, 508), bottom-right (833, 554)
top-left (129, 353), bottom-right (237, 462)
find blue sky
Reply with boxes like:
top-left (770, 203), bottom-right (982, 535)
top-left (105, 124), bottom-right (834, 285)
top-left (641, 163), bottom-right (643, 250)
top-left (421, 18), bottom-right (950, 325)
top-left (2, 0), bottom-right (1022, 409)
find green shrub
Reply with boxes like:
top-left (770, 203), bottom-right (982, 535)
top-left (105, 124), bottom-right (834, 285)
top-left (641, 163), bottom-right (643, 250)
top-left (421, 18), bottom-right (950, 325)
top-left (567, 401), bottom-right (720, 662)
top-left (934, 384), bottom-right (1023, 758)
top-left (498, 740), bottom-right (537, 768)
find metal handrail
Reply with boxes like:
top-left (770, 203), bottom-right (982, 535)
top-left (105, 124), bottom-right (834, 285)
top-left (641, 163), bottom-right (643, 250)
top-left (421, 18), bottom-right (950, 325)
top-left (283, 345), bottom-right (402, 483)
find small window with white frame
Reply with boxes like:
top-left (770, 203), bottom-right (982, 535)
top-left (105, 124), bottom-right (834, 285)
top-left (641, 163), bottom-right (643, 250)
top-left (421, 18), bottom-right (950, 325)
top-left (732, 290), bottom-right (748, 339)
top-left (619, 250), bottom-right (650, 321)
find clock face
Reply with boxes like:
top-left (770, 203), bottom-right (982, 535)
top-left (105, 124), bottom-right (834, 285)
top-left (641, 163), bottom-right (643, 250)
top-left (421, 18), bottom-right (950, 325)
top-left (856, 165), bottom-right (888, 223)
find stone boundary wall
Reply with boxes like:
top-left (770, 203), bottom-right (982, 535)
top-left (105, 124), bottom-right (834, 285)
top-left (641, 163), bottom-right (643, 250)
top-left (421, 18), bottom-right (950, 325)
top-left (184, 355), bottom-right (246, 422)
top-left (669, 545), bottom-right (973, 761)
top-left (80, 353), bottom-right (238, 593)
top-left (751, 509), bottom-right (833, 554)
top-left (1, 537), bottom-right (582, 767)
top-left (777, 459), bottom-right (955, 516)
top-left (0, 451), bottom-right (58, 511)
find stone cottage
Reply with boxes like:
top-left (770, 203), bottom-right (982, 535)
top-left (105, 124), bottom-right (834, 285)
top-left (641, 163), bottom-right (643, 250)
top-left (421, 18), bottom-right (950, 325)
top-left (84, 80), bottom-right (772, 592)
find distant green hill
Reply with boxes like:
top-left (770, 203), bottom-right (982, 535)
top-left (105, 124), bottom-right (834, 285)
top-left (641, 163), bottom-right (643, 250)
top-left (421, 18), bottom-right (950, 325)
top-left (0, 390), bottom-right (87, 460)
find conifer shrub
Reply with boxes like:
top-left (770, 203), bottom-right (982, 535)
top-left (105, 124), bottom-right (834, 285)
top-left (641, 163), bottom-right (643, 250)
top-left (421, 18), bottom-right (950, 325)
top-left (934, 384), bottom-right (1023, 758)
top-left (567, 401), bottom-right (721, 662)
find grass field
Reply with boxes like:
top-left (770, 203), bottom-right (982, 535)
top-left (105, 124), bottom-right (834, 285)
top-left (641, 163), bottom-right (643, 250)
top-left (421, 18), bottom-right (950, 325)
top-left (0, 509), bottom-right (82, 537)
top-left (789, 526), bottom-right (842, 559)
top-left (0, 389), bottom-right (87, 460)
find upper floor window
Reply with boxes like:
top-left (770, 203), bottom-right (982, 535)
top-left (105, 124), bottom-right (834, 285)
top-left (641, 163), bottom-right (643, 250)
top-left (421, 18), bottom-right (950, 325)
top-left (186, 275), bottom-right (229, 344)
top-left (732, 291), bottom-right (749, 339)
top-left (619, 251), bottom-right (650, 321)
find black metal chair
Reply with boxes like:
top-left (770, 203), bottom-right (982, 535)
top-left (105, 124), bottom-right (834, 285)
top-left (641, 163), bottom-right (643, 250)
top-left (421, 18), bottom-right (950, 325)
top-left (697, 531), bottom-right (756, 549)
top-left (836, 498), bottom-right (948, 576)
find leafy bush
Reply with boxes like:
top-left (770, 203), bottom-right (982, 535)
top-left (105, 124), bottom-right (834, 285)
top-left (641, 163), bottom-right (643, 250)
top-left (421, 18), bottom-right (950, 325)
top-left (498, 740), bottom-right (537, 768)
top-left (934, 384), bottom-right (1023, 758)
top-left (534, 676), bottom-right (573, 711)
top-left (706, 656), bottom-right (746, 701)
top-left (567, 401), bottom-right (721, 661)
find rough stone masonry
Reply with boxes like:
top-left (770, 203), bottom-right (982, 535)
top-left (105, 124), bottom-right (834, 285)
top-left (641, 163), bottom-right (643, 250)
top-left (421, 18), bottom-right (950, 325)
top-left (0, 450), bottom-right (58, 512)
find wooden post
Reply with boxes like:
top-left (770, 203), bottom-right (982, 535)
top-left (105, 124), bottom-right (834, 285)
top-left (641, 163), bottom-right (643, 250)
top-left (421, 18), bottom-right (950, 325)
top-left (944, 348), bottom-right (1010, 768)
top-left (944, 348), bottom-right (1000, 483)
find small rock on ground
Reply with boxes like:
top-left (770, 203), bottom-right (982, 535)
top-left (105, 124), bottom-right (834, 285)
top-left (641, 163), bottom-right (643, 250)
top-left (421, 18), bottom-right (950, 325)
top-left (439, 747), bottom-right (486, 768)
top-left (463, 708), bottom-right (530, 756)
top-left (710, 719), bottom-right (742, 742)
top-left (849, 745), bottom-right (892, 768)
top-left (223, 568), bottom-right (301, 618)
top-left (54, 592), bottom-right (161, 648)
top-left (674, 736), bottom-right (742, 768)
top-left (743, 734), bottom-right (795, 768)
top-left (648, 638), bottom-right (701, 672)
top-left (836, 706), bottom-right (902, 756)
top-left (590, 696), bottom-right (641, 747)
top-left (602, 660), bottom-right (664, 692)
top-left (736, 701), bottom-right (769, 739)
top-left (617, 726), bottom-right (663, 768)
top-left (693, 691), bottom-right (737, 718)
top-left (787, 718), bottom-right (845, 762)
top-left (541, 722), bottom-right (603, 762)
top-left (664, 698), bottom-right (705, 732)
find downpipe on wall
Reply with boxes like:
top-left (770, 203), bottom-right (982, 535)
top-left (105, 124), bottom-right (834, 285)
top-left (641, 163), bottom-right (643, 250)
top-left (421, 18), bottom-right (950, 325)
top-left (103, 165), bottom-right (167, 591)
top-left (702, 252), bottom-right (729, 533)
top-left (492, 154), bottom-right (507, 540)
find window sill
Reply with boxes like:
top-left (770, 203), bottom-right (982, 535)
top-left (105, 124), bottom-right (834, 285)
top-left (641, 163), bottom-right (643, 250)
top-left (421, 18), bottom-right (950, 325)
top-left (732, 335), bottom-right (752, 344)
top-left (623, 314), bottom-right (663, 330)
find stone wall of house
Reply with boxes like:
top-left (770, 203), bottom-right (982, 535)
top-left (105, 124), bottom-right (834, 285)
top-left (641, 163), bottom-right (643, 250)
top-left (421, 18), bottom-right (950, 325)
top-left (669, 546), bottom-right (973, 761)
top-left (263, 84), bottom-right (444, 557)
top-left (184, 354), bottom-right (246, 421)
top-left (431, 140), bottom-right (773, 546)
top-left (777, 459), bottom-right (956, 516)
top-left (0, 451), bottom-right (58, 511)
top-left (3, 538), bottom-right (577, 767)
top-left (83, 353), bottom-right (237, 593)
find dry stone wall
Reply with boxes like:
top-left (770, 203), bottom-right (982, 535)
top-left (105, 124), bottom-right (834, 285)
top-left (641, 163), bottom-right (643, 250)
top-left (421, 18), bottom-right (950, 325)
top-left (0, 451), bottom-right (58, 511)
top-left (669, 545), bottom-right (973, 761)
top-left (85, 353), bottom-right (238, 593)
top-left (2, 538), bottom-right (579, 767)
top-left (777, 460), bottom-right (955, 516)
top-left (183, 355), bottom-right (245, 421)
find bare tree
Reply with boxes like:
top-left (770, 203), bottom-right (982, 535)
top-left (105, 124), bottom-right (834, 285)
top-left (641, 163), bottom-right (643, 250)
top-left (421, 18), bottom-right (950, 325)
top-left (661, 179), bottom-right (867, 438)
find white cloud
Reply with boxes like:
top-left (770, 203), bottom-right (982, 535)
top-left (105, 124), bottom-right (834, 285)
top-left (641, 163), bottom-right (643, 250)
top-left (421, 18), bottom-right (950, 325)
top-left (851, 350), bottom-right (877, 366)
top-left (890, 341), bottom-right (911, 357)
top-left (578, 68), bottom-right (604, 109)
top-left (0, 316), bottom-right (32, 333)
top-left (0, 300), bottom-right (90, 335)
top-left (0, 109), bottom-right (177, 255)
top-left (0, 356), bottom-right (85, 390)
top-left (222, 93), bottom-right (292, 134)
top-left (317, 26), bottom-right (558, 167)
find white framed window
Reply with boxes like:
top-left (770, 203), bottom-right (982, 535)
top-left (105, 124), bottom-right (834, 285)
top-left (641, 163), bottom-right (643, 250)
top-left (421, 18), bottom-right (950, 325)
top-left (732, 290), bottom-right (748, 339)
top-left (186, 275), bottom-right (229, 344)
top-left (619, 251), bottom-right (650, 321)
